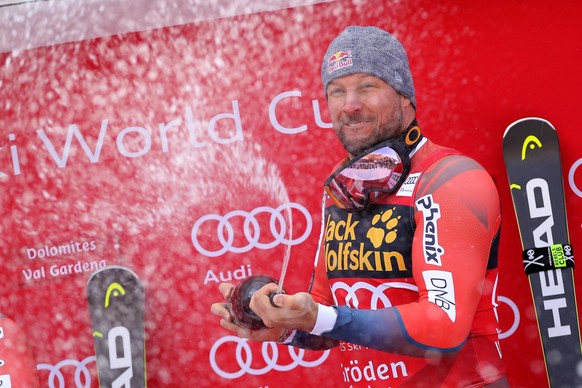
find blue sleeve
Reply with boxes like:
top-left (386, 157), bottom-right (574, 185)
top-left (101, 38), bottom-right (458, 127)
top-left (321, 306), bottom-right (464, 356)
top-left (288, 330), bottom-right (338, 350)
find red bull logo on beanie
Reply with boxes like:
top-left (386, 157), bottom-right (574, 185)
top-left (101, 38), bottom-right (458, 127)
top-left (327, 50), bottom-right (353, 74)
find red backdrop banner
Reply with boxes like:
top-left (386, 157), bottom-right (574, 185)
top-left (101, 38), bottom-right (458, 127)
top-left (1, 0), bottom-right (581, 386)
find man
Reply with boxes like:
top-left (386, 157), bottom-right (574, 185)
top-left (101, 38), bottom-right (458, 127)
top-left (211, 26), bottom-right (507, 387)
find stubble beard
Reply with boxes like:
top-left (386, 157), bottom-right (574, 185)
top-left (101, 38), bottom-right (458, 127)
top-left (337, 106), bottom-right (404, 156)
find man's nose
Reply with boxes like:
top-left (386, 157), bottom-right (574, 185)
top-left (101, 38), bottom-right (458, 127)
top-left (342, 91), bottom-right (363, 114)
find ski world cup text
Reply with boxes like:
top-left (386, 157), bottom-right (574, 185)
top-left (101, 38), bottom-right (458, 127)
top-left (0, 91), bottom-right (331, 180)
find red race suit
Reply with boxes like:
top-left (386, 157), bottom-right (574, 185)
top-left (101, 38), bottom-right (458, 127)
top-left (303, 137), bottom-right (506, 387)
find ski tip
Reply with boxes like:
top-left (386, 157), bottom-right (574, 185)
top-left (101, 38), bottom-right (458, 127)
top-left (87, 265), bottom-right (140, 284)
top-left (503, 117), bottom-right (555, 137)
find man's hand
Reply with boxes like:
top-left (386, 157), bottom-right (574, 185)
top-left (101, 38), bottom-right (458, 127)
top-left (210, 282), bottom-right (285, 342)
top-left (250, 283), bottom-right (319, 333)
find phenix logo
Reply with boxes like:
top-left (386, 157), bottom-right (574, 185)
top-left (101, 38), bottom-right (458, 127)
top-left (415, 194), bottom-right (445, 266)
top-left (327, 50), bottom-right (353, 74)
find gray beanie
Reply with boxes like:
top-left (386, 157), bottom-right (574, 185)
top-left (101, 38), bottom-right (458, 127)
top-left (321, 26), bottom-right (416, 107)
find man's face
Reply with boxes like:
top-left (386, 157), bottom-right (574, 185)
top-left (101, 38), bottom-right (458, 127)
top-left (326, 73), bottom-right (406, 156)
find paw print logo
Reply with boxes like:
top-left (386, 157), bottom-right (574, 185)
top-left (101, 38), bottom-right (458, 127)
top-left (366, 207), bottom-right (400, 249)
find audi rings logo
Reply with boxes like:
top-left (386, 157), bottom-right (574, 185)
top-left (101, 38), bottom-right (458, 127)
top-left (192, 203), bottom-right (312, 257)
top-left (498, 295), bottom-right (520, 340)
top-left (37, 355), bottom-right (96, 388)
top-left (209, 335), bottom-right (330, 379)
top-left (331, 281), bottom-right (419, 309)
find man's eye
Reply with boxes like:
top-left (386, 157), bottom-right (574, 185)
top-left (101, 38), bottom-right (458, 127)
top-left (328, 88), bottom-right (345, 96)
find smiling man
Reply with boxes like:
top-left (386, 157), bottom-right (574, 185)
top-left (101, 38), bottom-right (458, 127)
top-left (212, 26), bottom-right (508, 387)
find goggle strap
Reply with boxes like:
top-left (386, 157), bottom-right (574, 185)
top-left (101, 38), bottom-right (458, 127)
top-left (312, 190), bottom-right (330, 267)
top-left (398, 119), bottom-right (423, 156)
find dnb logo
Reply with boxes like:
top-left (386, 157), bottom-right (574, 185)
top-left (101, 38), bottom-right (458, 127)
top-left (86, 266), bottom-right (146, 387)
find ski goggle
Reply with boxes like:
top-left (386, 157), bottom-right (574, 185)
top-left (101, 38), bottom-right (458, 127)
top-left (324, 140), bottom-right (411, 211)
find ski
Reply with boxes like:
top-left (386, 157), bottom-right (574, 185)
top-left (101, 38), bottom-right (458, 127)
top-left (502, 117), bottom-right (582, 387)
top-left (0, 314), bottom-right (40, 387)
top-left (87, 266), bottom-right (147, 387)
